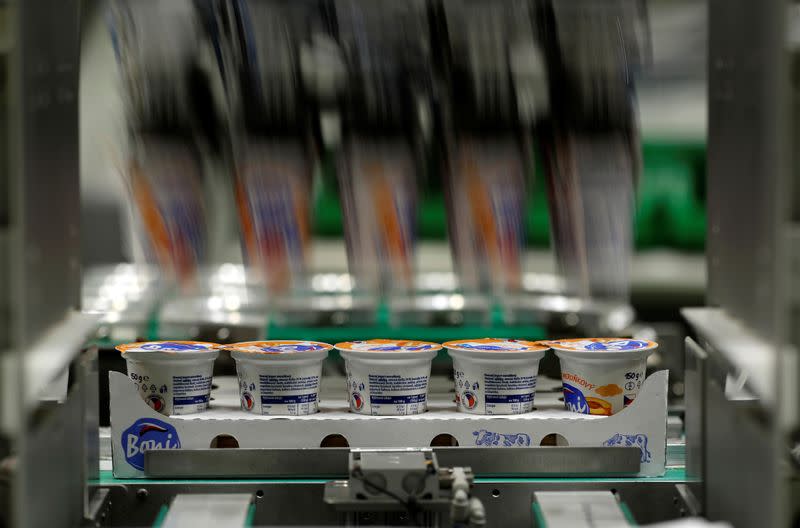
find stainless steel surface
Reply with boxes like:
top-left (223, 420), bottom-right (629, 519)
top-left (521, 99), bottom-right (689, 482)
top-left (144, 446), bottom-right (641, 479)
top-left (673, 483), bottom-right (700, 518)
top-left (692, 1), bottom-right (798, 526)
top-left (93, 477), bottom-right (689, 526)
top-left (100, 426), bottom-right (113, 465)
top-left (86, 487), bottom-right (112, 527)
top-left (666, 441), bottom-right (686, 469)
top-left (683, 312), bottom-right (784, 527)
top-left (684, 337), bottom-right (706, 508)
top-left (2, 1), bottom-right (90, 527)
top-left (703, 363), bottom-right (779, 528)
top-left (2, 0), bottom-right (87, 430)
top-left (10, 0), bottom-right (81, 347)
top-left (82, 259), bottom-right (706, 339)
top-left (19, 350), bottom-right (96, 528)
top-left (682, 307), bottom-right (779, 406)
top-left (707, 0), bottom-right (790, 342)
top-left (20, 310), bottom-right (98, 411)
top-left (145, 448), bottom-right (350, 479)
top-left (666, 415), bottom-right (683, 439)
top-left (534, 491), bottom-right (630, 527)
top-left (162, 494), bottom-right (252, 528)
top-left (82, 347), bottom-right (101, 485)
top-left (83, 264), bottom-right (160, 343)
top-left (503, 294), bottom-right (635, 335)
top-left (389, 293), bottom-right (491, 327)
top-left (434, 447), bottom-right (641, 478)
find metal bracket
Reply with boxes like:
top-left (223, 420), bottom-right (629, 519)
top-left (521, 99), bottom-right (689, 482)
top-left (683, 307), bottom-right (776, 406)
top-left (323, 480), bottom-right (451, 513)
top-left (145, 447), bottom-right (349, 478)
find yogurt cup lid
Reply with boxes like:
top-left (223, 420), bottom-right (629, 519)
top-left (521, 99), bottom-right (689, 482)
top-left (443, 338), bottom-right (548, 353)
top-left (335, 339), bottom-right (442, 353)
top-left (116, 341), bottom-right (219, 355)
top-left (547, 338), bottom-right (658, 352)
top-left (117, 341), bottom-right (219, 354)
top-left (225, 340), bottom-right (333, 354)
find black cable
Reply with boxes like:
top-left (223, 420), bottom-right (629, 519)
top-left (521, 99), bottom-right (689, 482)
top-left (351, 467), bottom-right (423, 527)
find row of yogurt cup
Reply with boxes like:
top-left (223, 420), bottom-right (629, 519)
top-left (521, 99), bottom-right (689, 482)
top-left (117, 338), bottom-right (658, 417)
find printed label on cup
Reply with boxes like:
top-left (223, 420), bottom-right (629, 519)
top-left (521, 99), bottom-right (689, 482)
top-left (345, 362), bottom-right (431, 416)
top-left (559, 362), bottom-right (645, 415)
top-left (235, 360), bottom-right (322, 416)
top-left (127, 362), bottom-right (213, 415)
top-left (453, 359), bottom-right (538, 415)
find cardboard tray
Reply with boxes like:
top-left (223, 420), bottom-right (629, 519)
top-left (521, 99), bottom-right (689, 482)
top-left (110, 370), bottom-right (668, 478)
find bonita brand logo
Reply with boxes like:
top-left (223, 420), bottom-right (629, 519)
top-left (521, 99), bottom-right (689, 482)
top-left (121, 417), bottom-right (181, 470)
top-left (562, 383), bottom-right (589, 414)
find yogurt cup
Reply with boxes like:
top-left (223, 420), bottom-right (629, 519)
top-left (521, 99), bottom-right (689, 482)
top-left (225, 340), bottom-right (332, 415)
top-left (117, 341), bottom-right (220, 416)
top-left (548, 338), bottom-right (658, 416)
top-left (335, 339), bottom-right (441, 416)
top-left (444, 338), bottom-right (548, 415)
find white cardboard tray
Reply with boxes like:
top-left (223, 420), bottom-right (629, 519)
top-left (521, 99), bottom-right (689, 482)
top-left (110, 370), bottom-right (668, 478)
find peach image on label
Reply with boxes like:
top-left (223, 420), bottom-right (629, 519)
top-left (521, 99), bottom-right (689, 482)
top-left (586, 397), bottom-right (613, 416)
top-left (595, 384), bottom-right (624, 397)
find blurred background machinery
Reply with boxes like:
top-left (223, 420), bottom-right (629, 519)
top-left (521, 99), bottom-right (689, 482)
top-left (2, 0), bottom-right (797, 526)
top-left (82, 0), bottom-right (701, 406)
